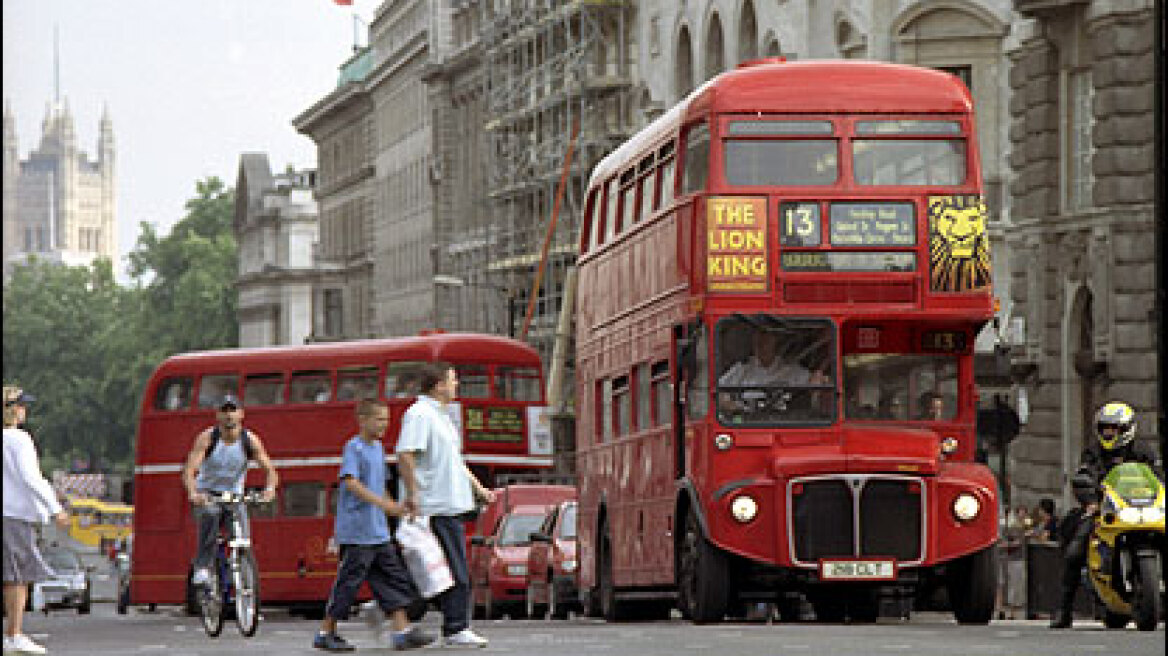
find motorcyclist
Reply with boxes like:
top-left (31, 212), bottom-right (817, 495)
top-left (1049, 401), bottom-right (1163, 629)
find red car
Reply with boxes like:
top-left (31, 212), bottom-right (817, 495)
top-left (470, 504), bottom-right (550, 618)
top-left (524, 500), bottom-right (580, 619)
top-left (469, 483), bottom-right (575, 619)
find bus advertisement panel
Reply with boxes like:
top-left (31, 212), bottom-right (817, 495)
top-left (127, 333), bottom-right (550, 613)
top-left (574, 60), bottom-right (999, 625)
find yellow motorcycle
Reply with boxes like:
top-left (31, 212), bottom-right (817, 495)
top-left (1086, 462), bottom-right (1165, 630)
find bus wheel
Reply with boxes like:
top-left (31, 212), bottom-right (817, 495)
top-left (947, 544), bottom-right (997, 625)
top-left (677, 511), bottom-right (728, 623)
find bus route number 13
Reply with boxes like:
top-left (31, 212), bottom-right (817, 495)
top-left (781, 202), bottom-right (821, 247)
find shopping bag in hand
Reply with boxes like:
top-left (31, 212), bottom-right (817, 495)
top-left (395, 516), bottom-right (454, 599)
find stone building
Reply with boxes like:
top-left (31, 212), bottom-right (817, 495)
top-left (3, 99), bottom-right (116, 275)
top-left (233, 153), bottom-right (331, 347)
top-left (1004, 0), bottom-right (1159, 509)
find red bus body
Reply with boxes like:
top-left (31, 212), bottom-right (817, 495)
top-left (129, 333), bottom-right (552, 611)
top-left (574, 60), bottom-right (999, 623)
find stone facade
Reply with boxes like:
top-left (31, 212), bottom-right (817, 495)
top-left (2, 99), bottom-right (116, 275)
top-left (234, 153), bottom-right (333, 347)
top-left (1006, 0), bottom-right (1159, 509)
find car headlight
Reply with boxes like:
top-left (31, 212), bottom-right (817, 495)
top-left (730, 495), bottom-right (759, 523)
top-left (1118, 507), bottom-right (1142, 524)
top-left (952, 493), bottom-right (980, 522)
top-left (561, 559), bottom-right (577, 572)
top-left (505, 564), bottom-right (527, 576)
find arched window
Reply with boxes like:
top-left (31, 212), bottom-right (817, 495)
top-left (704, 13), bottom-right (725, 80)
top-left (676, 25), bottom-right (694, 100)
top-left (738, 0), bottom-right (758, 63)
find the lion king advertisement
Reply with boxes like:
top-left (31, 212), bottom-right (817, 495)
top-left (928, 195), bottom-right (991, 292)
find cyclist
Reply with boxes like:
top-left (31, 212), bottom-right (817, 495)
top-left (182, 394), bottom-right (278, 588)
top-left (1049, 401), bottom-right (1163, 629)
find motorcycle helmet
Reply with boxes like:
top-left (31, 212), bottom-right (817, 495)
top-left (1095, 401), bottom-right (1136, 451)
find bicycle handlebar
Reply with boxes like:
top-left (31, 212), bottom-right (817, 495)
top-left (203, 490), bottom-right (266, 505)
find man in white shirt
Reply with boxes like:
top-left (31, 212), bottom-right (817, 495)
top-left (397, 364), bottom-right (494, 649)
top-left (3, 386), bottom-right (69, 656)
top-left (718, 331), bottom-right (826, 413)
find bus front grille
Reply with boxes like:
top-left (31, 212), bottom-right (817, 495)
top-left (790, 476), bottom-right (924, 565)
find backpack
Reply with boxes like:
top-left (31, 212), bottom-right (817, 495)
top-left (205, 426), bottom-right (256, 461)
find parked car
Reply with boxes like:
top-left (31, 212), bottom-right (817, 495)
top-left (525, 500), bottom-right (580, 619)
top-left (33, 544), bottom-right (93, 614)
top-left (470, 504), bottom-right (552, 619)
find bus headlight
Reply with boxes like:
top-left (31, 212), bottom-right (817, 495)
top-left (952, 493), bottom-right (980, 522)
top-left (940, 437), bottom-right (959, 454)
top-left (730, 495), bottom-right (758, 523)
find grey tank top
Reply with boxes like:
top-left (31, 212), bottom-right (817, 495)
top-left (195, 433), bottom-right (248, 493)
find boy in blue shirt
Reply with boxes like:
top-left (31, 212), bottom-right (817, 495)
top-left (313, 399), bottom-right (433, 652)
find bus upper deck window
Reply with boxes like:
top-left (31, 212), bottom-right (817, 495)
top-left (337, 366), bottom-right (379, 401)
top-left (154, 377), bottom-right (193, 411)
top-left (681, 123), bottom-right (710, 194)
top-left (289, 370), bottom-right (332, 404)
top-left (724, 139), bottom-right (838, 186)
top-left (853, 138), bottom-right (966, 186)
top-left (456, 365), bottom-right (490, 399)
top-left (494, 367), bottom-right (541, 402)
top-left (244, 373), bottom-right (286, 406)
top-left (197, 374), bottom-right (239, 409)
top-left (385, 361), bottom-right (427, 398)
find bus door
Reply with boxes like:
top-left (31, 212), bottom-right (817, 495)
top-left (676, 320), bottom-right (710, 484)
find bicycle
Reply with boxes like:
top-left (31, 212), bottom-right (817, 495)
top-left (196, 490), bottom-right (264, 637)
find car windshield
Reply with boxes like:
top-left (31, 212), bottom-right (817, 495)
top-left (43, 549), bottom-right (80, 572)
top-left (842, 353), bottom-right (958, 420)
top-left (559, 505), bottom-right (577, 540)
top-left (715, 315), bottom-right (836, 426)
top-left (498, 514), bottom-right (545, 546)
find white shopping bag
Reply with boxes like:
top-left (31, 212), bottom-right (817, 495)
top-left (395, 516), bottom-right (454, 599)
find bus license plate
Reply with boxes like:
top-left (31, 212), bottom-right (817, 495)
top-left (819, 559), bottom-right (896, 581)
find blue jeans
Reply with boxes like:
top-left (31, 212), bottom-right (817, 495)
top-left (430, 515), bottom-right (471, 636)
top-left (325, 543), bottom-right (414, 620)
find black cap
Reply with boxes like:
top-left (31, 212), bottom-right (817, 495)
top-left (218, 394), bottom-right (241, 410)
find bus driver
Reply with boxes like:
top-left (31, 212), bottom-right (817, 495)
top-left (718, 330), bottom-right (827, 412)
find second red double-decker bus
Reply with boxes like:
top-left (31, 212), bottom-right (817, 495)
top-left (127, 332), bottom-right (552, 614)
top-left (574, 59), bottom-right (999, 624)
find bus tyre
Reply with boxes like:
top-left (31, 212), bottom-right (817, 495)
top-left (947, 544), bottom-right (997, 625)
top-left (678, 512), bottom-right (729, 624)
top-left (1131, 551), bottom-right (1161, 631)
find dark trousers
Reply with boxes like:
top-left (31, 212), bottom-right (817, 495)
top-left (1057, 512), bottom-right (1094, 608)
top-left (325, 542), bottom-right (414, 620)
top-left (430, 515), bottom-right (471, 637)
top-left (193, 501), bottom-right (250, 571)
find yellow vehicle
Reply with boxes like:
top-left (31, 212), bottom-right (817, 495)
top-left (1086, 462), bottom-right (1165, 631)
top-left (66, 498), bottom-right (133, 550)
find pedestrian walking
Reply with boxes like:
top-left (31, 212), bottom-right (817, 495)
top-left (397, 363), bottom-right (495, 648)
top-left (3, 386), bottom-right (70, 655)
top-left (313, 399), bottom-right (434, 652)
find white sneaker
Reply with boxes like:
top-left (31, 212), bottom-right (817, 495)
top-left (4, 634), bottom-right (47, 655)
top-left (191, 568), bottom-right (211, 586)
top-left (443, 628), bottom-right (488, 648)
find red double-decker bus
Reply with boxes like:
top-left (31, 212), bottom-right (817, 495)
top-left (128, 333), bottom-right (552, 613)
top-left (574, 59), bottom-right (999, 624)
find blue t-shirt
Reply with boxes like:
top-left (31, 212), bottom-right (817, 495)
top-left (335, 435), bottom-right (390, 545)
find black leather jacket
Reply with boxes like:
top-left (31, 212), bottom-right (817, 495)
top-left (1070, 440), bottom-right (1163, 504)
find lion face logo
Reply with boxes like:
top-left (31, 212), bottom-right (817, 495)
top-left (928, 195), bottom-right (991, 292)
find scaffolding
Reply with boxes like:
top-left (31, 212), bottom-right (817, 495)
top-left (473, 0), bottom-right (634, 365)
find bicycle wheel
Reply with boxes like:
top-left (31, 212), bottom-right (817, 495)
top-left (233, 549), bottom-right (261, 637)
top-left (199, 557), bottom-right (225, 637)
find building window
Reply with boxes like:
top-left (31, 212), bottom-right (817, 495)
top-left (936, 65), bottom-right (973, 94)
top-left (323, 289), bottom-right (344, 337)
top-left (1066, 69), bottom-right (1094, 211)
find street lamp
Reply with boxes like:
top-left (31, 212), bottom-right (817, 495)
top-left (433, 275), bottom-right (518, 338)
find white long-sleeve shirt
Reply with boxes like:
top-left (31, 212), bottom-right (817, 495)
top-left (3, 427), bottom-right (63, 523)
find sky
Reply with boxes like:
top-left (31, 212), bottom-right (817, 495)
top-left (3, 0), bottom-right (373, 280)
